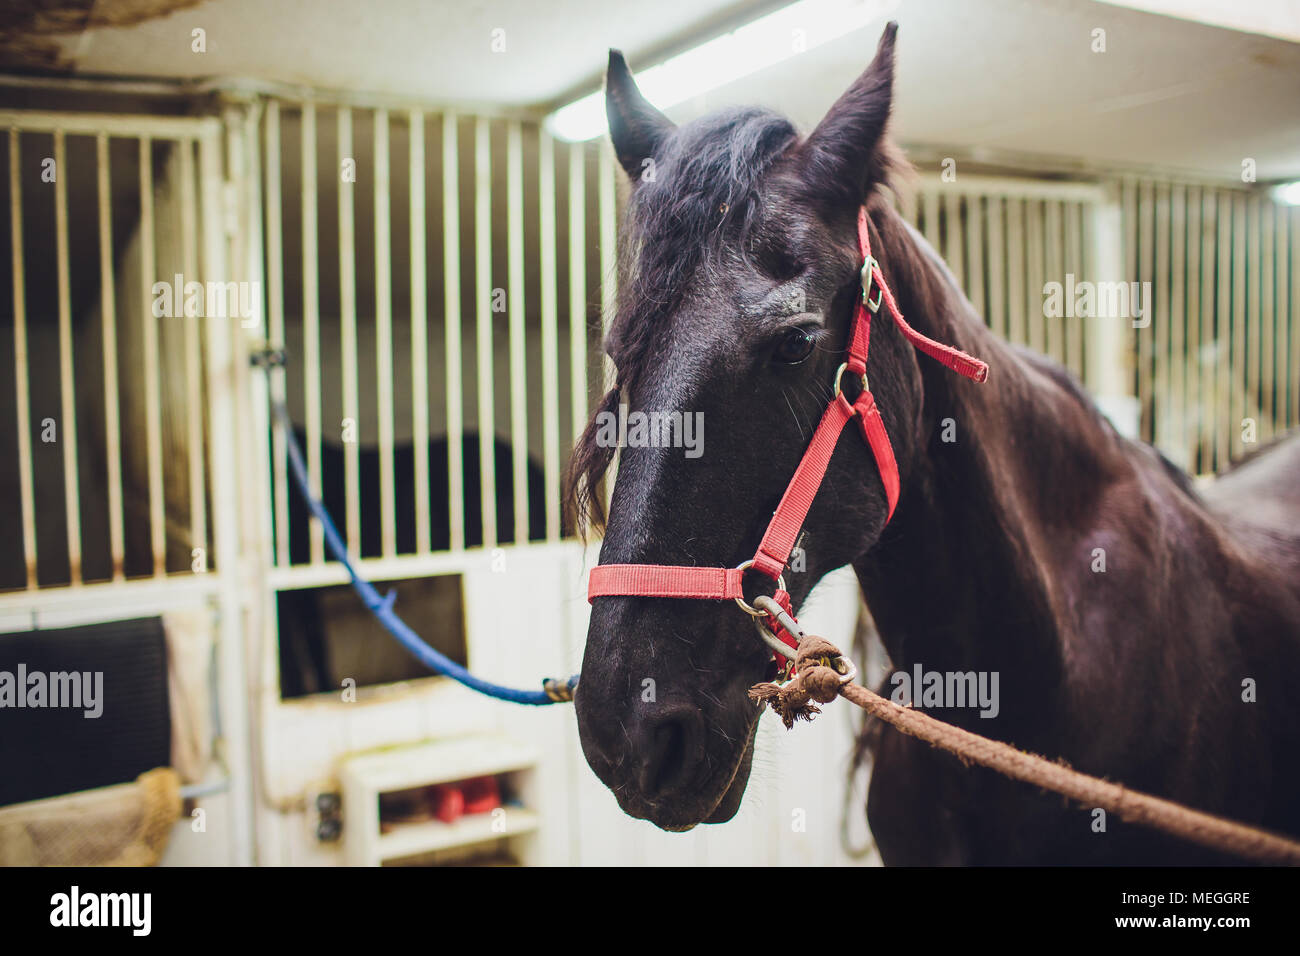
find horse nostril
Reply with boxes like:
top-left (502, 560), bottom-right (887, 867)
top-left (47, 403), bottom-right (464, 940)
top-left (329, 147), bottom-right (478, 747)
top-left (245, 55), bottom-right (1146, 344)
top-left (641, 711), bottom-right (697, 797)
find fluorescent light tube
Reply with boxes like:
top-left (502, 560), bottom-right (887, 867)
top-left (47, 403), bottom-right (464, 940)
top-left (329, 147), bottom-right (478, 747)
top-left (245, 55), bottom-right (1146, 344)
top-left (1272, 181), bottom-right (1300, 206)
top-left (546, 0), bottom-right (900, 142)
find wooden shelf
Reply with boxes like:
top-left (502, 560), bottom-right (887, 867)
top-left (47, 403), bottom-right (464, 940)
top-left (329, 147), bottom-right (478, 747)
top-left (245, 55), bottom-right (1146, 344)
top-left (379, 807), bottom-right (539, 860)
top-left (343, 735), bottom-right (538, 792)
top-left (340, 734), bottom-right (540, 866)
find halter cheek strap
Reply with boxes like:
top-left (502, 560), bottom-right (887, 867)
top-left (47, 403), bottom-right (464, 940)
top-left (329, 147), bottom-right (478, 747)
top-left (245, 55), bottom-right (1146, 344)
top-left (587, 206), bottom-right (989, 666)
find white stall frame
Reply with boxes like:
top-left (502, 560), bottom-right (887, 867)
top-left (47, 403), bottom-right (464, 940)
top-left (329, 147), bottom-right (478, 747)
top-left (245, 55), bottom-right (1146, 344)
top-left (0, 108), bottom-right (255, 865)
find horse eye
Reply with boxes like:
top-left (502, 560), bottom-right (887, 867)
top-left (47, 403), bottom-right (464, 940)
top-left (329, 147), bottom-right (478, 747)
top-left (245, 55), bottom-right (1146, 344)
top-left (772, 327), bottom-right (817, 365)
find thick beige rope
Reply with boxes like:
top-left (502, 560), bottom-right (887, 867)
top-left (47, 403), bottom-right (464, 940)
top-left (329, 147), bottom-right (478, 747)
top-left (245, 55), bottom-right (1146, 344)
top-left (750, 638), bottom-right (1300, 865)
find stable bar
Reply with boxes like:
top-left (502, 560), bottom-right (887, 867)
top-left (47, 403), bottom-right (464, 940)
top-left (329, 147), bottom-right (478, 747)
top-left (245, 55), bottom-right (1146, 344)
top-left (265, 101), bottom-right (289, 567)
top-left (568, 144), bottom-right (588, 460)
top-left (442, 113), bottom-right (465, 551)
top-left (409, 109), bottom-right (430, 555)
top-left (1185, 187), bottom-right (1202, 472)
top-left (986, 196), bottom-right (1006, 341)
top-left (473, 117), bottom-right (496, 549)
top-left (179, 139), bottom-right (207, 568)
top-left (1121, 176), bottom-right (1138, 301)
top-left (1229, 194), bottom-right (1246, 459)
top-left (1137, 180), bottom-right (1154, 444)
top-left (96, 133), bottom-right (125, 581)
top-left (1086, 184), bottom-right (1130, 430)
top-left (1044, 199), bottom-right (1063, 363)
top-left (1291, 207), bottom-right (1300, 427)
top-left (964, 193), bottom-right (984, 326)
top-left (54, 130), bottom-right (82, 582)
top-left (239, 102), bottom-right (275, 607)
top-left (1170, 184), bottom-right (1187, 464)
top-left (1078, 199), bottom-right (1095, 383)
top-left (507, 121), bottom-right (528, 545)
top-left (374, 109), bottom-right (396, 558)
top-left (539, 130), bottom-right (560, 542)
top-left (1245, 197), bottom-right (1261, 449)
top-left (1006, 197), bottom-right (1025, 345)
top-left (921, 189), bottom-right (939, 250)
top-left (9, 130), bottom-right (37, 588)
top-left (1197, 189), bottom-right (1216, 474)
top-left (0, 110), bottom-right (217, 139)
top-left (338, 107), bottom-right (360, 558)
top-left (1271, 201), bottom-right (1288, 434)
top-left (199, 124), bottom-right (254, 865)
top-left (1260, 199), bottom-right (1275, 442)
top-left (264, 544), bottom-right (578, 592)
top-left (916, 173), bottom-right (1104, 204)
top-left (1025, 199), bottom-right (1044, 354)
top-left (1154, 182), bottom-right (1171, 452)
top-left (302, 103), bottom-right (323, 564)
top-left (1063, 201), bottom-right (1082, 377)
top-left (139, 135), bottom-right (164, 576)
top-left (943, 192), bottom-right (964, 292)
top-left (1214, 192), bottom-right (1232, 468)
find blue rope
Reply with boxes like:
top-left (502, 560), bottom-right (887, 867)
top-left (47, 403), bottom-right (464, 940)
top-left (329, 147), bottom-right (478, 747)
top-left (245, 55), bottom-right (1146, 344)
top-left (274, 402), bottom-right (578, 706)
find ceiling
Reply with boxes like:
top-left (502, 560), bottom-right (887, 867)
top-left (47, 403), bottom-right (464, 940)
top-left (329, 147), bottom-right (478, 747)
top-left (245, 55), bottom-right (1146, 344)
top-left (7, 0), bottom-right (1300, 181)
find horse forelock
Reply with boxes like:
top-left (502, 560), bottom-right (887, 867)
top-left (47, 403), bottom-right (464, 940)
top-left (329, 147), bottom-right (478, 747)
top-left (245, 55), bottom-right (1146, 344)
top-left (564, 105), bottom-right (909, 535)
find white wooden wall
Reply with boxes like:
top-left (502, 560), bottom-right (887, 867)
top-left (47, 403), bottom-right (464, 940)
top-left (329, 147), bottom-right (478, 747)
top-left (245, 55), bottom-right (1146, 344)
top-left (238, 541), bottom-right (871, 867)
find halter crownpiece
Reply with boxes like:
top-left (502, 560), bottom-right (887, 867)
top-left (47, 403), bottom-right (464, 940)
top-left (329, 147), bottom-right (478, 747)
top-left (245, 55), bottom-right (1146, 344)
top-left (588, 206), bottom-right (989, 670)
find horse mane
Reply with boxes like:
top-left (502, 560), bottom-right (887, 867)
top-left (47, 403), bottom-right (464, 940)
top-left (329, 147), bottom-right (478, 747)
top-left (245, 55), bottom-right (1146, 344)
top-left (564, 106), bottom-right (908, 535)
top-left (1012, 344), bottom-right (1201, 500)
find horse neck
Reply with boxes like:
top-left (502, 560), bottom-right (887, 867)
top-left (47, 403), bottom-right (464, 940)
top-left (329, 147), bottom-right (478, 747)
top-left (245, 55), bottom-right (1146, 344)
top-left (851, 203), bottom-right (1131, 711)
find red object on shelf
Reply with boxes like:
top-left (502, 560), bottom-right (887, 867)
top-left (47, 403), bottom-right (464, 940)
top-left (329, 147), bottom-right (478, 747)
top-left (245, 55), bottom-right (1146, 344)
top-left (426, 776), bottom-right (500, 823)
top-left (428, 784), bottom-right (465, 823)
top-left (461, 776), bottom-right (501, 815)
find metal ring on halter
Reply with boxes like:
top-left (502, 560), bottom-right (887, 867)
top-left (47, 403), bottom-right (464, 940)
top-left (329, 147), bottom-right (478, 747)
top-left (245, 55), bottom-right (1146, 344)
top-left (830, 654), bottom-right (858, 686)
top-left (753, 596), bottom-right (858, 684)
top-left (833, 362), bottom-right (869, 402)
top-left (753, 597), bottom-right (800, 662)
top-left (754, 595), bottom-right (803, 642)
top-left (859, 255), bottom-right (878, 299)
top-left (733, 559), bottom-right (786, 617)
top-left (753, 617), bottom-right (799, 661)
top-left (860, 256), bottom-right (884, 312)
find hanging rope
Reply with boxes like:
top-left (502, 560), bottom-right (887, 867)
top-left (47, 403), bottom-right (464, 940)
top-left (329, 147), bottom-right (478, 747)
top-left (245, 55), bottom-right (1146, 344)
top-left (752, 633), bottom-right (1300, 865)
top-left (270, 392), bottom-right (578, 706)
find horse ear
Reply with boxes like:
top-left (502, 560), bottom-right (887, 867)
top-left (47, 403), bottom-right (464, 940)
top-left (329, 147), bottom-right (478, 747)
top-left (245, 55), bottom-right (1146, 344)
top-left (606, 49), bottom-right (674, 181)
top-left (799, 21), bottom-right (898, 203)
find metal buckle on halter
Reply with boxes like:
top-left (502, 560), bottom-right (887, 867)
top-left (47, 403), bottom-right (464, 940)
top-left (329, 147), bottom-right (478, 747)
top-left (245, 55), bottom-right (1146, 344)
top-left (733, 559), bottom-right (786, 618)
top-left (860, 255), bottom-right (883, 313)
top-left (833, 362), bottom-right (869, 403)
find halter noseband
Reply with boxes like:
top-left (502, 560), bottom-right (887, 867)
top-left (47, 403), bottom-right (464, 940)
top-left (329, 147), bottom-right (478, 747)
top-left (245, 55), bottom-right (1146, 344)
top-left (587, 207), bottom-right (989, 674)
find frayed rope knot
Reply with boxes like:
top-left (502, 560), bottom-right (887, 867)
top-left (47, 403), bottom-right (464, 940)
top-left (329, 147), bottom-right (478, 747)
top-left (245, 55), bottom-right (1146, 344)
top-left (748, 635), bottom-right (847, 729)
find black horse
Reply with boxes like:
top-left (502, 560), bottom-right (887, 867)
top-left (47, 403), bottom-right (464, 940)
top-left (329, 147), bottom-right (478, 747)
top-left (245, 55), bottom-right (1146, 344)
top-left (567, 23), bottom-right (1300, 864)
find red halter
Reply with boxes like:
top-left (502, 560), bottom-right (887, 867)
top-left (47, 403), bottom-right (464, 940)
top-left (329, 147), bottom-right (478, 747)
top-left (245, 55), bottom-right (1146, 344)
top-left (587, 207), bottom-right (989, 668)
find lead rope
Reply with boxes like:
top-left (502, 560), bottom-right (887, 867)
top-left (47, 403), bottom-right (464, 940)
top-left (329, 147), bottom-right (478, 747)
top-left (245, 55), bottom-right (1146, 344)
top-left (752, 632), bottom-right (1300, 865)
